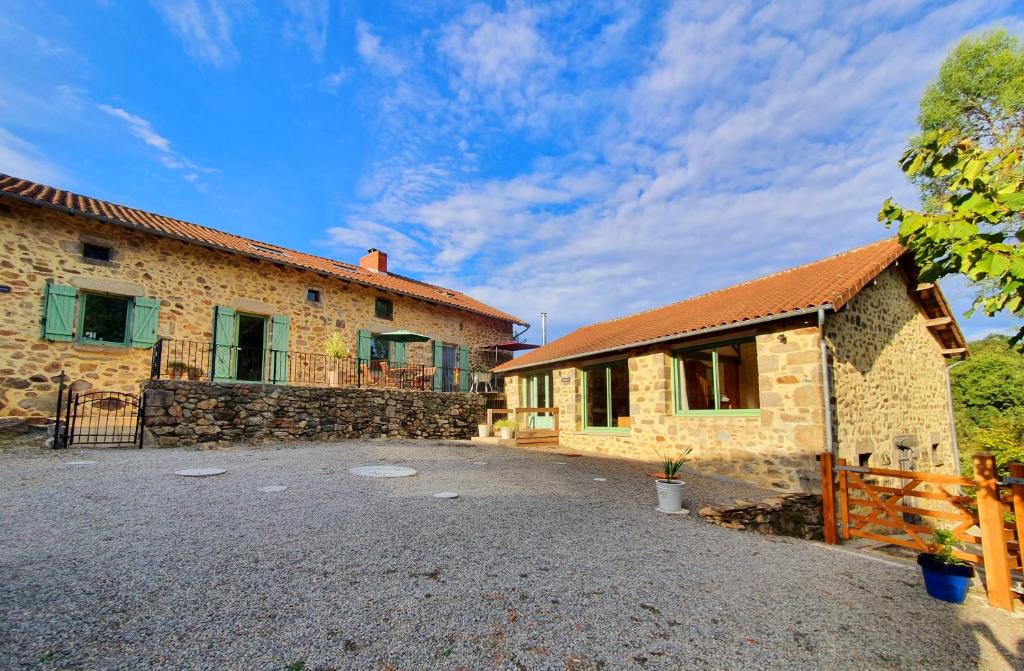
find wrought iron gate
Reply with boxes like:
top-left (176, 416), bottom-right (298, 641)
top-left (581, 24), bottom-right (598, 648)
top-left (53, 380), bottom-right (144, 449)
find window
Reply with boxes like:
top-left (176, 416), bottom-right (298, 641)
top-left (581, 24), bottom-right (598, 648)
top-left (370, 335), bottom-right (391, 361)
top-left (375, 297), bottom-right (393, 320)
top-left (82, 243), bottom-right (112, 262)
top-left (306, 288), bottom-right (322, 303)
top-left (674, 339), bottom-right (760, 414)
top-left (583, 360), bottom-right (630, 431)
top-left (79, 292), bottom-right (131, 345)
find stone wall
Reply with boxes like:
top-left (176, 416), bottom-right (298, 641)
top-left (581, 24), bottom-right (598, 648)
top-left (0, 200), bottom-right (514, 420)
top-left (505, 319), bottom-right (828, 492)
top-left (698, 494), bottom-right (824, 541)
top-left (825, 266), bottom-right (955, 473)
top-left (143, 380), bottom-right (487, 446)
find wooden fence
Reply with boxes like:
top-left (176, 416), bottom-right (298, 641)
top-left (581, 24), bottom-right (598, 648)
top-left (821, 452), bottom-right (1023, 612)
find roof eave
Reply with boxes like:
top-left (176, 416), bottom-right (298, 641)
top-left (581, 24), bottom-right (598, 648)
top-left (1, 191), bottom-right (528, 327)
top-left (494, 305), bottom-right (831, 373)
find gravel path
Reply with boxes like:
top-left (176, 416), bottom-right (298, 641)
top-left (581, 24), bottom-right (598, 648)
top-left (1, 440), bottom-right (1021, 671)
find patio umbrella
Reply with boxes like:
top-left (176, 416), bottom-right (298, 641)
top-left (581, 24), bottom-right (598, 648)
top-left (376, 330), bottom-right (432, 343)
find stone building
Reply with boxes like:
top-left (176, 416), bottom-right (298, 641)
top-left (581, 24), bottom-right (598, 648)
top-left (494, 239), bottom-right (967, 492)
top-left (0, 174), bottom-right (525, 421)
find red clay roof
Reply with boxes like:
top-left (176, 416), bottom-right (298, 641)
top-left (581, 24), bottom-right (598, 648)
top-left (0, 174), bottom-right (526, 325)
top-left (495, 238), bottom-right (965, 372)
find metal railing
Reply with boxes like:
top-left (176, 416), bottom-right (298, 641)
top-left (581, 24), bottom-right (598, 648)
top-left (150, 338), bottom-right (472, 392)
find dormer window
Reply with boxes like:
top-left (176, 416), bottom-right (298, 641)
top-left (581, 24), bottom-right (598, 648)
top-left (83, 243), bottom-right (112, 262)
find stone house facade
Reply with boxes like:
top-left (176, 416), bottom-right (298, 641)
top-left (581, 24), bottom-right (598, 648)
top-left (496, 240), bottom-right (967, 492)
top-left (0, 175), bottom-right (525, 420)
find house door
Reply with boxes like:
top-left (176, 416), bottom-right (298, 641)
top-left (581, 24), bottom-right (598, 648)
top-left (235, 314), bottom-right (267, 382)
top-left (442, 344), bottom-right (457, 391)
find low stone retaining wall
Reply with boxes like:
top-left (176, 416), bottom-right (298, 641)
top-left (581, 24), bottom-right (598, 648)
top-left (698, 493), bottom-right (824, 541)
top-left (142, 380), bottom-right (487, 447)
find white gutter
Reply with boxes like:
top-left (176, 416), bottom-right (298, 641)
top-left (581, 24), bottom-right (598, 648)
top-left (944, 360), bottom-right (967, 475)
top-left (817, 308), bottom-right (837, 460)
top-left (497, 305), bottom-right (831, 373)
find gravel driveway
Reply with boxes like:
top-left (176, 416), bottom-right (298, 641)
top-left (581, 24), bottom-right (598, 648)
top-left (1, 440), bottom-right (1021, 671)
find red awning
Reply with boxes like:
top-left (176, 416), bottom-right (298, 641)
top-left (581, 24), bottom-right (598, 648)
top-left (489, 341), bottom-right (541, 352)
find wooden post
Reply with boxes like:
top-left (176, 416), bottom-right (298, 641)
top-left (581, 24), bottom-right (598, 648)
top-left (1011, 463), bottom-right (1024, 574)
top-left (820, 452), bottom-right (838, 545)
top-left (837, 458), bottom-right (851, 541)
top-left (973, 453), bottom-right (1014, 611)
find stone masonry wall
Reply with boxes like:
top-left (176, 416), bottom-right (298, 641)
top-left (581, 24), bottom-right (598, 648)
top-left (0, 200), bottom-right (513, 420)
top-left (505, 320), bottom-right (828, 492)
top-left (825, 265), bottom-right (955, 473)
top-left (143, 380), bottom-right (487, 446)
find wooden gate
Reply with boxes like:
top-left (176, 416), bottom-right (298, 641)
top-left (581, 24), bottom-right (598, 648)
top-left (820, 452), bottom-right (1023, 611)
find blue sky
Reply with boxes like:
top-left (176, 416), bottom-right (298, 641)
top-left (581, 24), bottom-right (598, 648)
top-left (2, 0), bottom-right (1022, 343)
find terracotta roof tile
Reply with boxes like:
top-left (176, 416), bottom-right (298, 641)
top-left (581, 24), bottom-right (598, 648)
top-left (496, 238), bottom-right (963, 372)
top-left (0, 174), bottom-right (526, 325)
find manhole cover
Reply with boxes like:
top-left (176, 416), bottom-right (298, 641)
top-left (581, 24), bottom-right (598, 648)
top-left (349, 466), bottom-right (417, 478)
top-left (175, 468), bottom-right (227, 477)
top-left (260, 485), bottom-right (288, 493)
top-left (65, 461), bottom-right (96, 466)
top-left (433, 491), bottom-right (459, 499)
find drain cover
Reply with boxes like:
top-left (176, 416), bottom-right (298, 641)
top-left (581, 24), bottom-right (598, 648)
top-left (433, 491), bottom-right (459, 499)
top-left (175, 468), bottom-right (227, 477)
top-left (260, 485), bottom-right (288, 493)
top-left (349, 465), bottom-right (417, 478)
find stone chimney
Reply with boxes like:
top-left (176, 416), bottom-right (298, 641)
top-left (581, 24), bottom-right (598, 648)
top-left (359, 248), bottom-right (388, 273)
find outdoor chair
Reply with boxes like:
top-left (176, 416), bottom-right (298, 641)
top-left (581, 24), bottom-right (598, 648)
top-left (419, 366), bottom-right (436, 390)
top-left (472, 371), bottom-right (493, 392)
top-left (360, 364), bottom-right (382, 387)
top-left (379, 361), bottom-right (401, 388)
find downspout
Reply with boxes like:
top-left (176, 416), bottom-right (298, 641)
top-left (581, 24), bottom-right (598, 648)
top-left (817, 308), bottom-right (837, 461)
top-left (944, 360), bottom-right (966, 475)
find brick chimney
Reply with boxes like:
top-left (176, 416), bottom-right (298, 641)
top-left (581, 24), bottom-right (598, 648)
top-left (359, 248), bottom-right (388, 273)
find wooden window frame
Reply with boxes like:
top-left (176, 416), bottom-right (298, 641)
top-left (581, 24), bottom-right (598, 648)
top-left (581, 360), bottom-right (630, 434)
top-left (375, 297), bottom-right (394, 320)
top-left (77, 291), bottom-right (132, 347)
top-left (671, 337), bottom-right (761, 417)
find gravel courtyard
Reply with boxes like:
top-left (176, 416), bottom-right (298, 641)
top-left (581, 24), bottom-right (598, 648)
top-left (1, 439), bottom-right (1021, 671)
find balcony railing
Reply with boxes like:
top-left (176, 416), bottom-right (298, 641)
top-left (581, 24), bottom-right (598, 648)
top-left (150, 338), bottom-right (472, 392)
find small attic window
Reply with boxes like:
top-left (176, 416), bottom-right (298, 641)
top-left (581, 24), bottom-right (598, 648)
top-left (306, 288), bottom-right (322, 303)
top-left (82, 243), bottom-right (112, 262)
top-left (251, 244), bottom-right (286, 256)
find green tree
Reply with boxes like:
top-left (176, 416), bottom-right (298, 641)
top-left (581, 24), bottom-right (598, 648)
top-left (878, 30), bottom-right (1024, 344)
top-left (951, 335), bottom-right (1024, 475)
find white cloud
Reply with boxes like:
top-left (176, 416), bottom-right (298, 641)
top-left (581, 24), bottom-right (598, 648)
top-left (98, 104), bottom-right (215, 186)
top-left (150, 0), bottom-right (240, 68)
top-left (355, 20), bottom-right (403, 75)
top-left (336, 0), bottom-right (1019, 339)
top-left (0, 126), bottom-right (60, 183)
top-left (283, 0), bottom-right (330, 61)
top-left (320, 66), bottom-right (350, 92)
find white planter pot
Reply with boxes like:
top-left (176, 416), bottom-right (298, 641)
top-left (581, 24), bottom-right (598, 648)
top-left (656, 479), bottom-right (684, 512)
top-left (478, 424), bottom-right (490, 438)
top-left (499, 427), bottom-right (513, 440)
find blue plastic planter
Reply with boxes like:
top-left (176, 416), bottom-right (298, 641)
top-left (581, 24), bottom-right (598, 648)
top-left (917, 553), bottom-right (974, 604)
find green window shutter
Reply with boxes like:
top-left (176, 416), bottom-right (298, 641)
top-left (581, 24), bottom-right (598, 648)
top-left (392, 341), bottom-right (407, 366)
top-left (458, 345), bottom-right (470, 392)
top-left (130, 297), bottom-right (160, 348)
top-left (431, 340), bottom-right (443, 391)
top-left (357, 329), bottom-right (373, 364)
top-left (212, 306), bottom-right (237, 381)
top-left (270, 315), bottom-right (290, 384)
top-left (42, 284), bottom-right (77, 342)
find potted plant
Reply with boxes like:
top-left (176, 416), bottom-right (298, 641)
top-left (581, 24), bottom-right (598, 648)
top-left (478, 421), bottom-right (490, 438)
top-left (186, 365), bottom-right (204, 381)
top-left (167, 361), bottom-right (188, 380)
top-left (917, 528), bottom-right (975, 604)
top-left (654, 448), bottom-right (693, 513)
top-left (324, 332), bottom-right (349, 387)
top-left (493, 418), bottom-right (516, 440)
